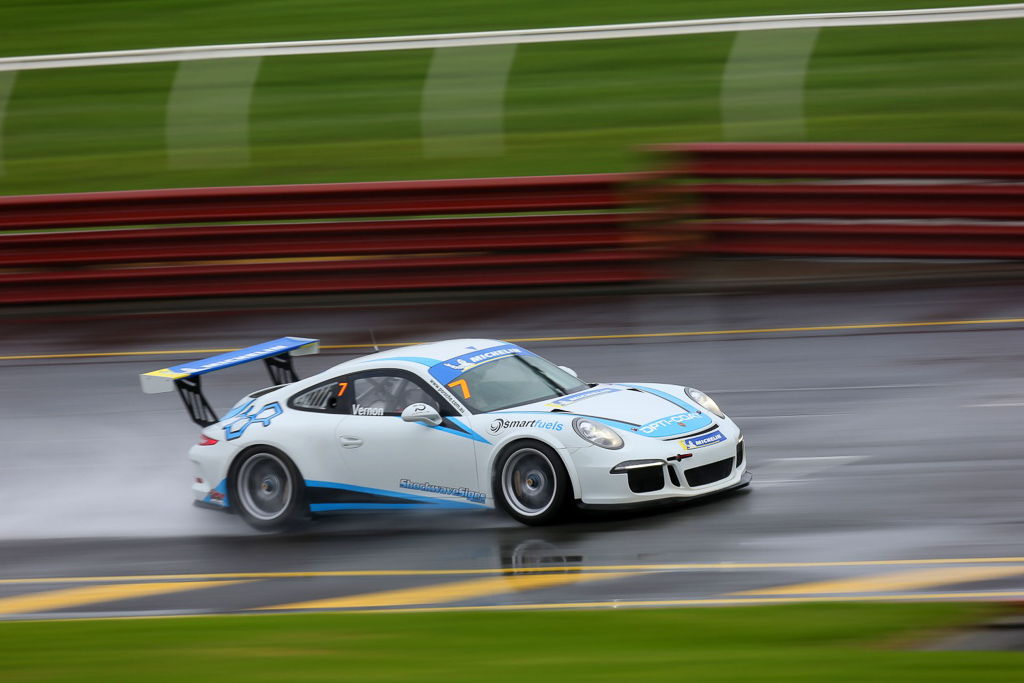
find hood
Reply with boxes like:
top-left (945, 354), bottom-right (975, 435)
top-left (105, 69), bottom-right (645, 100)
top-left (509, 384), bottom-right (715, 439)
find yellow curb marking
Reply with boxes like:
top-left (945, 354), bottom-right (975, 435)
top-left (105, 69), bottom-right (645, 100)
top-left (2, 557), bottom-right (1024, 586)
top-left (732, 565), bottom-right (1024, 596)
top-left (0, 580), bottom-right (250, 615)
top-left (262, 572), bottom-right (635, 611)
top-left (3, 317), bottom-right (1024, 361)
top-left (7, 590), bottom-right (1024, 623)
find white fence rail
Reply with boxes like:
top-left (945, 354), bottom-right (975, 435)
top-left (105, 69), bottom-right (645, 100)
top-left (1, 4), bottom-right (1023, 71)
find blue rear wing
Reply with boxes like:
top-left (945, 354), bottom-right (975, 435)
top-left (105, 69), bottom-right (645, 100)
top-left (140, 336), bottom-right (319, 427)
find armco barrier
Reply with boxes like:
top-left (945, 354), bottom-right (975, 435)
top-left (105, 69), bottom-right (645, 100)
top-left (0, 174), bottom-right (659, 304)
top-left (647, 143), bottom-right (1024, 258)
top-left (5, 145), bottom-right (1024, 304)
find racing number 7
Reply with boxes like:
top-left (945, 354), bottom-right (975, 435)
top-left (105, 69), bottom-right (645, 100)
top-left (447, 379), bottom-right (471, 400)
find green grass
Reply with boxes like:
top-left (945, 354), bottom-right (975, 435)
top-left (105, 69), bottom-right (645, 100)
top-left (0, 2), bottom-right (1022, 195)
top-left (0, 604), bottom-right (1017, 682)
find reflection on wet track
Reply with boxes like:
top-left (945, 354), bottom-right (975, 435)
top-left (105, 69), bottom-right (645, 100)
top-left (1, 284), bottom-right (1023, 619)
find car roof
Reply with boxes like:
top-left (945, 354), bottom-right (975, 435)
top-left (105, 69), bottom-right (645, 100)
top-left (322, 338), bottom-right (514, 374)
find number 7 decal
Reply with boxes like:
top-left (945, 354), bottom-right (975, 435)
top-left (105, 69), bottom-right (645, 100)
top-left (447, 379), bottom-right (471, 399)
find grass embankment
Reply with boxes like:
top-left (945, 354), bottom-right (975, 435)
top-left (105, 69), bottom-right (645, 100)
top-left (0, 604), bottom-right (1018, 681)
top-left (0, 1), bottom-right (1022, 195)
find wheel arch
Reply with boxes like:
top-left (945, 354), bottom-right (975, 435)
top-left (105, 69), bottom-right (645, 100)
top-left (227, 442), bottom-right (311, 512)
top-left (227, 443), bottom-right (311, 530)
top-left (228, 441), bottom-right (307, 477)
top-left (488, 436), bottom-right (582, 502)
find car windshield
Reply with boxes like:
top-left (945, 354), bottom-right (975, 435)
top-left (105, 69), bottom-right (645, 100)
top-left (455, 354), bottom-right (588, 413)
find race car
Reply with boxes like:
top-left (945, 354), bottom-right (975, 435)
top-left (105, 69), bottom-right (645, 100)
top-left (141, 337), bottom-right (750, 529)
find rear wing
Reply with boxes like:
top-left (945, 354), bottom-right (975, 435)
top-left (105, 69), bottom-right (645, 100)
top-left (140, 337), bottom-right (319, 427)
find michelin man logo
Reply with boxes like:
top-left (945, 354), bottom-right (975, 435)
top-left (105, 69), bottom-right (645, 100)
top-left (223, 401), bottom-right (284, 440)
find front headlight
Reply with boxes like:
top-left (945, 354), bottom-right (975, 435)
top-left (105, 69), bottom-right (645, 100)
top-left (684, 387), bottom-right (725, 419)
top-left (572, 418), bottom-right (624, 450)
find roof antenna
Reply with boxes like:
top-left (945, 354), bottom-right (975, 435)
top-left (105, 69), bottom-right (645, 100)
top-left (369, 328), bottom-right (380, 352)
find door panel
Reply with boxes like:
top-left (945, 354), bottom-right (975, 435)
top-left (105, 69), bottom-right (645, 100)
top-left (333, 416), bottom-right (485, 507)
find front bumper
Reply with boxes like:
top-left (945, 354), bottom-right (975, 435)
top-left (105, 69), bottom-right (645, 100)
top-left (577, 470), bottom-right (751, 510)
top-left (574, 425), bottom-right (749, 506)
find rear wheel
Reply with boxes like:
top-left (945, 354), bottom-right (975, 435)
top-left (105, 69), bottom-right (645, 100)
top-left (229, 447), bottom-right (308, 531)
top-left (494, 441), bottom-right (570, 526)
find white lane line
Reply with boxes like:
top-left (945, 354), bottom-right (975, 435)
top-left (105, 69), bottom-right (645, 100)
top-left (967, 402), bottom-right (1024, 407)
top-left (734, 413), bottom-right (850, 419)
top-left (716, 384), bottom-right (945, 393)
top-left (768, 456), bottom-right (864, 462)
top-left (1, 5), bottom-right (1022, 71)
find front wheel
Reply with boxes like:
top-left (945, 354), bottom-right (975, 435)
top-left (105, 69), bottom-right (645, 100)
top-left (229, 446), bottom-right (308, 531)
top-left (494, 441), bottom-right (571, 526)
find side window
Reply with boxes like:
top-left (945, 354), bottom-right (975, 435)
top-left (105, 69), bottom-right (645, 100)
top-left (290, 371), bottom-right (455, 417)
top-left (351, 375), bottom-right (441, 417)
top-left (290, 379), bottom-right (348, 413)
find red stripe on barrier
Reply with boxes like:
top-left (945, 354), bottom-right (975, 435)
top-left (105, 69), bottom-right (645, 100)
top-left (0, 174), bottom-right (637, 230)
top-left (0, 173), bottom-right (659, 303)
top-left (685, 184), bottom-right (1024, 220)
top-left (644, 143), bottom-right (1024, 259)
top-left (0, 214), bottom-right (636, 267)
top-left (649, 143), bottom-right (1024, 178)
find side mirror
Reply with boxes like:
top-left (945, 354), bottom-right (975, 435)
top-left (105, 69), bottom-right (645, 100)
top-left (558, 365), bottom-right (579, 378)
top-left (401, 403), bottom-right (443, 427)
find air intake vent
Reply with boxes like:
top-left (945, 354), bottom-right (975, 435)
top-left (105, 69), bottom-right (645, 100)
top-left (627, 467), bottom-right (665, 493)
top-left (684, 458), bottom-right (734, 487)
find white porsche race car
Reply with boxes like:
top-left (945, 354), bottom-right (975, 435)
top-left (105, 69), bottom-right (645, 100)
top-left (142, 337), bottom-right (750, 529)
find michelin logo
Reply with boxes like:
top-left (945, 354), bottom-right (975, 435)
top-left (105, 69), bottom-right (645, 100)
top-left (400, 479), bottom-right (486, 504)
top-left (443, 346), bottom-right (522, 372)
top-left (179, 344), bottom-right (291, 374)
top-left (682, 430), bottom-right (726, 450)
top-left (489, 417), bottom-right (564, 434)
top-left (430, 344), bottom-right (532, 384)
top-left (444, 359), bottom-right (477, 372)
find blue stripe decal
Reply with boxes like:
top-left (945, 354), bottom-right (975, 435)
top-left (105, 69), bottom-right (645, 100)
top-left (203, 478), bottom-right (229, 508)
top-left (439, 416), bottom-right (490, 444)
top-left (304, 480), bottom-right (484, 508)
top-left (311, 501), bottom-right (478, 512)
top-left (617, 384), bottom-right (697, 412)
top-left (387, 415), bottom-right (489, 444)
top-left (613, 384), bottom-right (713, 436)
top-left (429, 343), bottom-right (533, 385)
top-left (358, 356), bottom-right (440, 367)
top-left (150, 337), bottom-right (318, 379)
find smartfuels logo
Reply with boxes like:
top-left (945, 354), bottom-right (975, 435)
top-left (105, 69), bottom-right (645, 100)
top-left (488, 417), bottom-right (564, 434)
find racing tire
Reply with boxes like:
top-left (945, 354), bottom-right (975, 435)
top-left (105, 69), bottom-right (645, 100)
top-left (494, 440), bottom-right (571, 526)
top-left (228, 446), bottom-right (308, 531)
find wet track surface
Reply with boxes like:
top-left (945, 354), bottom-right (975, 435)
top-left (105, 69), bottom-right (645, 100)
top-left (1, 283), bottom-right (1022, 618)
